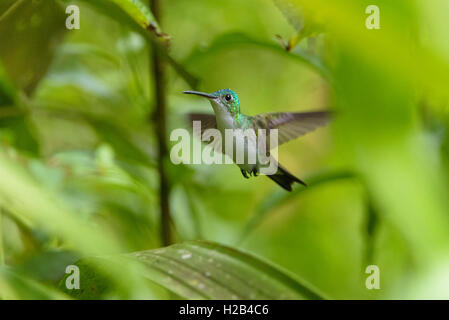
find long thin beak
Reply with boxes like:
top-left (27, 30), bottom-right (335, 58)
top-left (183, 91), bottom-right (218, 99)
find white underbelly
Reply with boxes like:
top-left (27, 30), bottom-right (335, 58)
top-left (232, 131), bottom-right (258, 171)
top-left (217, 124), bottom-right (259, 171)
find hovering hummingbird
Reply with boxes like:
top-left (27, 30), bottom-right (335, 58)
top-left (184, 89), bottom-right (330, 191)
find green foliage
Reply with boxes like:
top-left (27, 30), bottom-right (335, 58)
top-left (0, 0), bottom-right (67, 95)
top-left (273, 0), bottom-right (326, 49)
top-left (1, 0), bottom-right (449, 300)
top-left (63, 0), bottom-right (166, 40)
top-left (59, 241), bottom-right (324, 300)
top-left (185, 32), bottom-right (330, 79)
top-left (0, 62), bottom-right (17, 106)
top-left (0, 266), bottom-right (68, 299)
top-left (237, 170), bottom-right (356, 243)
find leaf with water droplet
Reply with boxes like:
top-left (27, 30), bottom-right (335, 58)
top-left (59, 241), bottom-right (325, 300)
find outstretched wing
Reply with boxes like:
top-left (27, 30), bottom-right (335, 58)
top-left (186, 113), bottom-right (223, 152)
top-left (188, 113), bottom-right (222, 151)
top-left (187, 113), bottom-right (217, 138)
top-left (251, 111), bottom-right (331, 149)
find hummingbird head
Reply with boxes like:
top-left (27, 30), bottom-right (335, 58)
top-left (184, 89), bottom-right (240, 116)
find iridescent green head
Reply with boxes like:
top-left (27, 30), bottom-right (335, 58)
top-left (184, 89), bottom-right (240, 115)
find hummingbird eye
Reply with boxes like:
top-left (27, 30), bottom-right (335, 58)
top-left (225, 94), bottom-right (232, 101)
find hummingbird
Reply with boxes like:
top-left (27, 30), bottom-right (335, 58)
top-left (184, 89), bottom-right (330, 191)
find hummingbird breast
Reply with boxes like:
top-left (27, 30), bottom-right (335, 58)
top-left (216, 113), bottom-right (259, 171)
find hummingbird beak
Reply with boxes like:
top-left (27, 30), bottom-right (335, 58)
top-left (183, 91), bottom-right (218, 99)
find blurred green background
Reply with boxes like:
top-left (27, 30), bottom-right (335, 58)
top-left (1, 0), bottom-right (449, 300)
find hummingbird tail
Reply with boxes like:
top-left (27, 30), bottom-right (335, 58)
top-left (267, 165), bottom-right (306, 191)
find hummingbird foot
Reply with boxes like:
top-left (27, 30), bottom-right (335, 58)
top-left (241, 169), bottom-right (250, 179)
top-left (251, 168), bottom-right (259, 177)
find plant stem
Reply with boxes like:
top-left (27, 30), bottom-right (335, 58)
top-left (150, 0), bottom-right (171, 246)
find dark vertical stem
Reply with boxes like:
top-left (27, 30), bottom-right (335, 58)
top-left (364, 188), bottom-right (378, 266)
top-left (150, 0), bottom-right (171, 246)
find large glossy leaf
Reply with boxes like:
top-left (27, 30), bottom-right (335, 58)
top-left (0, 0), bottom-right (67, 95)
top-left (60, 241), bottom-right (325, 300)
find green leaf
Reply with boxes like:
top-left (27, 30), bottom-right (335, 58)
top-left (0, 266), bottom-right (69, 299)
top-left (58, 43), bottom-right (122, 68)
top-left (85, 117), bottom-right (150, 164)
top-left (185, 32), bottom-right (330, 80)
top-left (60, 241), bottom-right (325, 300)
top-left (63, 0), bottom-right (198, 88)
top-left (0, 60), bottom-right (17, 106)
top-left (0, 154), bottom-right (161, 298)
top-left (273, 0), bottom-right (325, 49)
top-left (58, 259), bottom-right (111, 299)
top-left (110, 0), bottom-right (163, 35)
top-left (0, 0), bottom-right (17, 17)
top-left (0, 114), bottom-right (39, 155)
top-left (0, 0), bottom-right (67, 95)
top-left (65, 0), bottom-right (168, 41)
top-left (274, 0), bottom-right (305, 33)
top-left (0, 58), bottom-right (39, 155)
top-left (296, 0), bottom-right (449, 98)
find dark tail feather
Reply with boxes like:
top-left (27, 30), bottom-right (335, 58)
top-left (267, 165), bottom-right (306, 191)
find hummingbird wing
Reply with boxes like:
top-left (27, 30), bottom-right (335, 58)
top-left (187, 113), bottom-right (222, 150)
top-left (251, 111), bottom-right (330, 149)
top-left (187, 113), bottom-right (217, 138)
